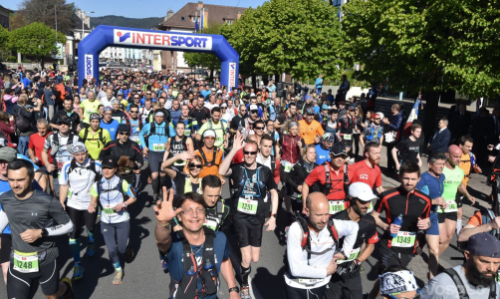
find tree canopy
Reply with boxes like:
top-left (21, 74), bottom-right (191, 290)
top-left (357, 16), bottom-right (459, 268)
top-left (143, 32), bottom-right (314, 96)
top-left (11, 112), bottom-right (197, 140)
top-left (221, 0), bottom-right (344, 80)
top-left (8, 22), bottom-right (66, 61)
top-left (13, 0), bottom-right (77, 35)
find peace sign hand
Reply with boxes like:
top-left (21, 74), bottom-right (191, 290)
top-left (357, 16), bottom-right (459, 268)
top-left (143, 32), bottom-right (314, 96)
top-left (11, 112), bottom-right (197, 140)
top-left (154, 187), bottom-right (182, 224)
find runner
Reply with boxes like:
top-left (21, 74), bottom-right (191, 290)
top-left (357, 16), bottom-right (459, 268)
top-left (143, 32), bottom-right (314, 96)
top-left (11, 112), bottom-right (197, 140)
top-left (219, 133), bottom-right (279, 299)
top-left (438, 145), bottom-right (475, 257)
top-left (325, 182), bottom-right (379, 299)
top-left (302, 143), bottom-right (349, 215)
top-left (59, 142), bottom-right (102, 280)
top-left (349, 142), bottom-right (385, 196)
top-left (127, 104), bottom-right (143, 144)
top-left (42, 116), bottom-right (81, 197)
top-left (392, 123), bottom-right (423, 171)
top-left (316, 133), bottom-right (335, 165)
top-left (89, 156), bottom-right (137, 285)
top-left (177, 104), bottom-right (199, 138)
top-left (415, 152), bottom-right (447, 278)
top-left (80, 90), bottom-right (101, 125)
top-left (360, 112), bottom-right (384, 147)
top-left (100, 107), bottom-right (120, 140)
top-left (139, 110), bottom-right (169, 200)
top-left (189, 130), bottom-right (224, 179)
top-left (162, 151), bottom-right (202, 202)
top-left (286, 145), bottom-right (318, 216)
top-left (28, 118), bottom-right (52, 191)
top-left (337, 105), bottom-right (357, 163)
top-left (79, 113), bottom-right (112, 161)
top-left (298, 107), bottom-right (324, 145)
top-left (284, 192), bottom-right (358, 299)
top-left (50, 98), bottom-right (81, 134)
top-left (0, 159), bottom-right (76, 299)
top-left (154, 190), bottom-right (241, 299)
top-left (164, 121), bottom-right (194, 173)
top-left (189, 95), bottom-right (211, 125)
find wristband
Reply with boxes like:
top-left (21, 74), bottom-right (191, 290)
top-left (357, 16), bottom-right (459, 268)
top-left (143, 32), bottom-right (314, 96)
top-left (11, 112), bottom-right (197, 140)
top-left (41, 228), bottom-right (48, 237)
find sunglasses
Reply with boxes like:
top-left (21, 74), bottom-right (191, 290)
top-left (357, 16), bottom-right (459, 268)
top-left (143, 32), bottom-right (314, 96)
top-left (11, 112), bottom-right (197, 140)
top-left (188, 163), bottom-right (203, 169)
top-left (204, 137), bottom-right (215, 141)
top-left (243, 151), bottom-right (258, 155)
top-left (250, 110), bottom-right (258, 114)
top-left (118, 131), bottom-right (130, 135)
top-left (255, 126), bottom-right (264, 130)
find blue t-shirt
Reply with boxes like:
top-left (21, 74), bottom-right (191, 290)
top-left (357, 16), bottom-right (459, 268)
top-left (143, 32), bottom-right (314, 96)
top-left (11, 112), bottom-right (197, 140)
top-left (416, 171), bottom-right (445, 211)
top-left (100, 119), bottom-right (120, 140)
top-left (315, 78), bottom-right (323, 88)
top-left (315, 144), bottom-right (331, 165)
top-left (0, 179), bottom-right (43, 234)
top-left (200, 90), bottom-right (211, 99)
top-left (164, 231), bottom-right (229, 299)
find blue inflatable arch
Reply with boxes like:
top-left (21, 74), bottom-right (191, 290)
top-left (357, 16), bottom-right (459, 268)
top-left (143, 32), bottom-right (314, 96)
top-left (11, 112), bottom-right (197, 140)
top-left (78, 25), bottom-right (239, 91)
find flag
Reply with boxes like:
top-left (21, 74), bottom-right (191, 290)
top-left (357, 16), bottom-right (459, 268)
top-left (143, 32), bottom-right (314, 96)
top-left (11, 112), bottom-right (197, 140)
top-left (403, 99), bottom-right (420, 137)
top-left (195, 17), bottom-right (199, 31)
top-left (201, 11), bottom-right (205, 30)
top-left (476, 97), bottom-right (483, 117)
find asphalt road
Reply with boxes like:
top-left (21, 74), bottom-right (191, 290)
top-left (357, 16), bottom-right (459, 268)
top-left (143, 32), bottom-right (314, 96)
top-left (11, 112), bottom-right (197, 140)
top-left (0, 144), bottom-right (489, 298)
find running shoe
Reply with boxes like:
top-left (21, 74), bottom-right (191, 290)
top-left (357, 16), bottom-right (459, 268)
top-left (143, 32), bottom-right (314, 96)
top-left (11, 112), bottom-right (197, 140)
top-left (72, 264), bottom-right (84, 281)
top-left (61, 277), bottom-right (76, 298)
top-left (86, 242), bottom-right (95, 257)
top-left (240, 286), bottom-right (251, 299)
top-left (113, 271), bottom-right (123, 285)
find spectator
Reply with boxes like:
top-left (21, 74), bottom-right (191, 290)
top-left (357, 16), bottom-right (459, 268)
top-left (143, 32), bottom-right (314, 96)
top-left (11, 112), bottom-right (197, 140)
top-left (382, 104), bottom-right (404, 172)
top-left (14, 94), bottom-right (35, 156)
top-left (315, 74), bottom-right (324, 95)
top-left (428, 118), bottom-right (451, 154)
top-left (0, 111), bottom-right (15, 147)
top-left (336, 75), bottom-right (350, 104)
top-left (2, 87), bottom-right (17, 115)
top-left (448, 103), bottom-right (471, 144)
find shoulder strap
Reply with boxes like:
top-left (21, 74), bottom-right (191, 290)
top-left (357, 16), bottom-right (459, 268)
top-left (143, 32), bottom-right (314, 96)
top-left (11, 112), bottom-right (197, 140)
top-left (296, 216), bottom-right (310, 256)
top-left (82, 128), bottom-right (89, 143)
top-left (327, 218), bottom-right (340, 248)
top-left (208, 119), bottom-right (212, 130)
top-left (271, 155), bottom-right (276, 173)
top-left (199, 149), bottom-right (210, 166)
top-left (323, 163), bottom-right (331, 195)
top-left (444, 268), bottom-right (470, 299)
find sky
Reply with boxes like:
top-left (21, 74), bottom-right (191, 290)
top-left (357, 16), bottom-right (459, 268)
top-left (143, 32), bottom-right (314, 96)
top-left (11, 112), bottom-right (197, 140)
top-left (4, 0), bottom-right (266, 18)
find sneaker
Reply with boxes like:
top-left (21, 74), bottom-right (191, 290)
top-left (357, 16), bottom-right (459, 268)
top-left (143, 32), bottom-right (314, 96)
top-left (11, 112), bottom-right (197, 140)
top-left (86, 242), bottom-right (95, 257)
top-left (113, 271), bottom-right (123, 285)
top-left (61, 277), bottom-right (76, 299)
top-left (240, 286), bottom-right (251, 299)
top-left (125, 245), bottom-right (134, 262)
top-left (72, 264), bottom-right (84, 281)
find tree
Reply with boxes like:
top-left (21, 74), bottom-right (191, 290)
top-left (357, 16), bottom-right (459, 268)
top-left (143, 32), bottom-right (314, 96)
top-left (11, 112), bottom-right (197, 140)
top-left (221, 0), bottom-right (345, 82)
top-left (0, 26), bottom-right (11, 63)
top-left (8, 22), bottom-right (66, 68)
top-left (14, 0), bottom-right (77, 35)
top-left (183, 22), bottom-right (224, 82)
top-left (341, 0), bottom-right (500, 138)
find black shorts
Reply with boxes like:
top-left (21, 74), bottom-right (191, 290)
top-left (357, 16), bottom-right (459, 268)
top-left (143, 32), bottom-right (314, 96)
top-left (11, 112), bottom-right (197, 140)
top-left (378, 242), bottom-right (413, 268)
top-left (233, 215), bottom-right (264, 248)
top-left (456, 193), bottom-right (463, 208)
top-left (37, 166), bottom-right (49, 175)
top-left (438, 212), bottom-right (458, 223)
top-left (0, 234), bottom-right (12, 264)
top-left (8, 259), bottom-right (60, 298)
top-left (148, 151), bottom-right (165, 174)
top-left (342, 138), bottom-right (353, 148)
top-left (324, 272), bottom-right (362, 299)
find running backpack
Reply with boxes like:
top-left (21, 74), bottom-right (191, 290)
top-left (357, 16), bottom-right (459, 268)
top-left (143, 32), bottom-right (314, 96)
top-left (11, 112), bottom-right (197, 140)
top-left (199, 148), bottom-right (221, 167)
top-left (81, 128), bottom-right (105, 148)
top-left (444, 267), bottom-right (497, 299)
top-left (67, 159), bottom-right (102, 182)
top-left (323, 163), bottom-right (349, 195)
top-left (97, 178), bottom-right (127, 201)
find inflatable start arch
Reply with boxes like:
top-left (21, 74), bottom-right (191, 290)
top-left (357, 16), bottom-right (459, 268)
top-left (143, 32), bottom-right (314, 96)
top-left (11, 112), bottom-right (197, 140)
top-left (78, 25), bottom-right (239, 91)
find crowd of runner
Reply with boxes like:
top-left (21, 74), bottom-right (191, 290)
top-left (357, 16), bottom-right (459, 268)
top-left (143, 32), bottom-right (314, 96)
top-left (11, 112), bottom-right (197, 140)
top-left (0, 65), bottom-right (499, 299)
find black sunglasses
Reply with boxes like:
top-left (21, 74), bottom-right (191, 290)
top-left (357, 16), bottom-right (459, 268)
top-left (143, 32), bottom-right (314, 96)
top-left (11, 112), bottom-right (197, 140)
top-left (243, 151), bottom-right (258, 155)
top-left (130, 110), bottom-right (139, 113)
top-left (188, 163), bottom-right (203, 169)
top-left (250, 110), bottom-right (258, 114)
top-left (119, 132), bottom-right (130, 135)
top-left (255, 126), bottom-right (264, 130)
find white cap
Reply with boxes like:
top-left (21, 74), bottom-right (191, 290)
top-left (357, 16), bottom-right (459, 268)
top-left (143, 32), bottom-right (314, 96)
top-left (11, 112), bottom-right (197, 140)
top-left (221, 103), bottom-right (227, 107)
top-left (211, 87), bottom-right (216, 91)
top-left (203, 130), bottom-right (216, 138)
top-left (348, 182), bottom-right (378, 202)
top-left (250, 93), bottom-right (256, 97)
top-left (376, 112), bottom-right (384, 119)
top-left (216, 90), bottom-right (222, 94)
top-left (249, 104), bottom-right (258, 110)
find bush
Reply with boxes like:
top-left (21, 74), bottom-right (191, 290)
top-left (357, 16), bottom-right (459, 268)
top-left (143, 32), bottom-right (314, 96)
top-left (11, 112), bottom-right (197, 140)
top-left (7, 56), bottom-right (16, 62)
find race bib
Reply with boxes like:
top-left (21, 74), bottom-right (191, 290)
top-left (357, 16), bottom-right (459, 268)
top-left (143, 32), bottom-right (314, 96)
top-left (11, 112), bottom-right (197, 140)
top-left (283, 161), bottom-right (293, 173)
top-left (103, 203), bottom-right (118, 217)
top-left (337, 247), bottom-right (361, 264)
top-left (343, 134), bottom-right (352, 141)
top-left (152, 143), bottom-right (165, 151)
top-left (216, 135), bottom-right (223, 143)
top-left (391, 231), bottom-right (416, 248)
top-left (438, 200), bottom-right (458, 213)
top-left (329, 200), bottom-right (345, 215)
top-left (204, 219), bottom-right (218, 231)
top-left (237, 197), bottom-right (258, 215)
top-left (13, 251), bottom-right (39, 273)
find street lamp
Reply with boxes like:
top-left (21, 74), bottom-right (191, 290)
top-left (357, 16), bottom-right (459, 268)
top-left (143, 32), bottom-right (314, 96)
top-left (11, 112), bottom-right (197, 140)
top-left (81, 10), bottom-right (95, 40)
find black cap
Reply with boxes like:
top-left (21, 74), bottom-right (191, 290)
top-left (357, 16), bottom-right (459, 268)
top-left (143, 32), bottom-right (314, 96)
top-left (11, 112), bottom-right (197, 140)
top-left (101, 156), bottom-right (117, 169)
top-left (330, 142), bottom-right (348, 157)
top-left (466, 232), bottom-right (500, 257)
top-left (118, 124), bottom-right (130, 133)
top-left (57, 117), bottom-right (71, 125)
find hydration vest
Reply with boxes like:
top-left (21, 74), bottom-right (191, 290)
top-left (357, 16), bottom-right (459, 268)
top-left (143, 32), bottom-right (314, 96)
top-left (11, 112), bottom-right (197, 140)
top-left (183, 176), bottom-right (201, 194)
top-left (365, 125), bottom-right (383, 141)
top-left (205, 200), bottom-right (228, 232)
top-left (199, 148), bottom-right (221, 168)
top-left (322, 163), bottom-right (349, 195)
top-left (173, 227), bottom-right (219, 299)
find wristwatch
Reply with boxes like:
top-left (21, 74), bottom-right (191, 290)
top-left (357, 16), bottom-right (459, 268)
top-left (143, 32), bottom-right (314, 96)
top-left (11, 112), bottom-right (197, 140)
top-left (122, 202), bottom-right (128, 210)
top-left (353, 258), bottom-right (361, 266)
top-left (41, 228), bottom-right (48, 237)
top-left (270, 213), bottom-right (276, 218)
top-left (228, 286), bottom-right (240, 294)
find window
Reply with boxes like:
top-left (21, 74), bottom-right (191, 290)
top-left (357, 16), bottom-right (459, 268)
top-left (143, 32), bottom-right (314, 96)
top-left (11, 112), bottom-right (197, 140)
top-left (226, 20), bottom-right (233, 25)
top-left (181, 16), bottom-right (185, 21)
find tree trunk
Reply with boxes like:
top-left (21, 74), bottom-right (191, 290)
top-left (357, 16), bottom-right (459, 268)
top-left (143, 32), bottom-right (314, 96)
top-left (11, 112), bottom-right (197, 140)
top-left (252, 74), bottom-right (257, 90)
top-left (275, 73), bottom-right (281, 83)
top-left (40, 57), bottom-right (45, 70)
top-left (422, 90), bottom-right (440, 147)
top-left (210, 69), bottom-right (214, 85)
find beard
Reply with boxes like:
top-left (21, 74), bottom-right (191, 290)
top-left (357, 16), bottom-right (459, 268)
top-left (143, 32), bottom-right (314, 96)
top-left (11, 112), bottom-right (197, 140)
top-left (467, 260), bottom-right (496, 287)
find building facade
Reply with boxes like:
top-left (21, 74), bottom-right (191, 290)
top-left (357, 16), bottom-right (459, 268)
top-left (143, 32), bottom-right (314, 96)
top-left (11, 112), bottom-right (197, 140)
top-left (0, 5), bottom-right (12, 31)
top-left (156, 1), bottom-right (248, 73)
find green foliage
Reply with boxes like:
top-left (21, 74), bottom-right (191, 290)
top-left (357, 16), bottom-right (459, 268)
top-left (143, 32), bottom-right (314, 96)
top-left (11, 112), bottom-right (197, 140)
top-left (221, 0), bottom-right (344, 80)
top-left (0, 27), bottom-right (9, 50)
top-left (7, 56), bottom-right (17, 62)
top-left (90, 16), bottom-right (164, 29)
top-left (183, 23), bottom-right (223, 72)
top-left (8, 22), bottom-right (64, 60)
top-left (342, 0), bottom-right (500, 99)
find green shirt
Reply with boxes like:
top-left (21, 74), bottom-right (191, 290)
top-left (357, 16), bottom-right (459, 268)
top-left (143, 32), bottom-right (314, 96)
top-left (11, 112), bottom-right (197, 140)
top-left (79, 128), bottom-right (111, 160)
top-left (197, 121), bottom-right (227, 149)
top-left (80, 99), bottom-right (101, 124)
top-left (439, 165), bottom-right (464, 215)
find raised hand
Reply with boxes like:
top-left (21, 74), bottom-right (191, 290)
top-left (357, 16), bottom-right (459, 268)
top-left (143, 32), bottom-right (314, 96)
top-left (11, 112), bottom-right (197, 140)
top-left (154, 187), bottom-right (182, 224)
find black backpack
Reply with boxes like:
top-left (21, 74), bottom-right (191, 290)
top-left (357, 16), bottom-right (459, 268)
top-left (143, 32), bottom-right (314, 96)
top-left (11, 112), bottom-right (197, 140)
top-left (81, 128), bottom-right (105, 148)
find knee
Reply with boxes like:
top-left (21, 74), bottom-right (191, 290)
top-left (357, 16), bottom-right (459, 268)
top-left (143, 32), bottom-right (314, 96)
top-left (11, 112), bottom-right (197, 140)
top-left (251, 256), bottom-right (259, 263)
top-left (428, 246), bottom-right (439, 257)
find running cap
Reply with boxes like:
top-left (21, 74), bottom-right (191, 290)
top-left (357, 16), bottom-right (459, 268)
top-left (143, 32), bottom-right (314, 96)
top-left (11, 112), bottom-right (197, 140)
top-left (118, 124), bottom-right (131, 133)
top-left (0, 147), bottom-right (16, 162)
top-left (101, 156), bottom-right (117, 168)
top-left (89, 113), bottom-right (100, 120)
top-left (203, 130), bottom-right (216, 138)
top-left (348, 182), bottom-right (378, 202)
top-left (69, 142), bottom-right (87, 154)
top-left (379, 270), bottom-right (418, 296)
top-left (249, 104), bottom-right (258, 111)
top-left (103, 106), bottom-right (113, 112)
top-left (466, 232), bottom-right (500, 257)
top-left (322, 133), bottom-right (335, 143)
top-left (155, 111), bottom-right (164, 117)
top-left (305, 107), bottom-right (315, 115)
top-left (330, 142), bottom-right (348, 157)
top-left (221, 103), bottom-right (227, 108)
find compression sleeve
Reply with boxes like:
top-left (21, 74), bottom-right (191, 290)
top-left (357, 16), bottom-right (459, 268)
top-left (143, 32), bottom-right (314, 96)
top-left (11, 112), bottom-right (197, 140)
top-left (0, 210), bottom-right (8, 233)
top-left (46, 220), bottom-right (73, 236)
top-left (333, 219), bottom-right (359, 256)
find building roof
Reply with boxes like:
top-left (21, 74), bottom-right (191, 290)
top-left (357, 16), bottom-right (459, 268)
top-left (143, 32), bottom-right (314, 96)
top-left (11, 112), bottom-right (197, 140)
top-left (0, 5), bottom-right (14, 13)
top-left (158, 2), bottom-right (248, 30)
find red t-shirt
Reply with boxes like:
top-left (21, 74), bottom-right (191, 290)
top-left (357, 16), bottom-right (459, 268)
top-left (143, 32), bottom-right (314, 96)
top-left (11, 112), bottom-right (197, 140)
top-left (348, 160), bottom-right (382, 188)
top-left (304, 164), bottom-right (346, 201)
top-left (29, 133), bottom-right (52, 166)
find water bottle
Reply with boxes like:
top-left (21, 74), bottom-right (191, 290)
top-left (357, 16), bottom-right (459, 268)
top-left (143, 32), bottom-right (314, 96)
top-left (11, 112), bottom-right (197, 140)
top-left (187, 266), bottom-right (196, 276)
top-left (390, 214), bottom-right (403, 238)
top-left (204, 259), bottom-right (213, 270)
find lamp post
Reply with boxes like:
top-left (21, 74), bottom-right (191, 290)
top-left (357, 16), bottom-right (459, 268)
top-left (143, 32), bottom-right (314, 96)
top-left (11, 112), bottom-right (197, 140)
top-left (80, 11), bottom-right (95, 40)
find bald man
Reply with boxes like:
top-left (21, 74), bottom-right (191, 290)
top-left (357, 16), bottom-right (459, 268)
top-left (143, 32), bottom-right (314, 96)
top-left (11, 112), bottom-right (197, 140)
top-left (438, 145), bottom-right (476, 256)
top-left (284, 192), bottom-right (358, 299)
